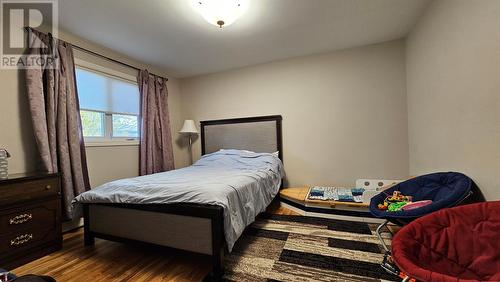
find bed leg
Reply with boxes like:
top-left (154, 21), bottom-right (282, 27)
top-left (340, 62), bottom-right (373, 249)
top-left (84, 229), bottom-right (95, 246)
top-left (209, 206), bottom-right (225, 281)
top-left (203, 247), bottom-right (224, 282)
top-left (212, 248), bottom-right (224, 281)
top-left (83, 205), bottom-right (95, 246)
top-left (84, 231), bottom-right (95, 246)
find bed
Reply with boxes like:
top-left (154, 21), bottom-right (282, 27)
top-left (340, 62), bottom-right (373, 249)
top-left (73, 115), bottom-right (283, 278)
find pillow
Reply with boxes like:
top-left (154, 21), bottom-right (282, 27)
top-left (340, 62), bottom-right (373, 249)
top-left (220, 149), bottom-right (279, 158)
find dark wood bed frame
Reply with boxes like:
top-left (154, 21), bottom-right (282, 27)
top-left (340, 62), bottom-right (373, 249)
top-left (83, 115), bottom-right (283, 280)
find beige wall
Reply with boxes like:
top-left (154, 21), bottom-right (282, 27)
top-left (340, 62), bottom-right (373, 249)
top-left (0, 28), bottom-right (184, 188)
top-left (406, 0), bottom-right (500, 200)
top-left (180, 40), bottom-right (409, 187)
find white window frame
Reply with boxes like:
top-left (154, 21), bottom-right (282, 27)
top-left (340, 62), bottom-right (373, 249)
top-left (75, 58), bottom-right (140, 147)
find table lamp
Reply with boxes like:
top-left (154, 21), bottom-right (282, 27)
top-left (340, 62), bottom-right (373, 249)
top-left (179, 120), bottom-right (198, 165)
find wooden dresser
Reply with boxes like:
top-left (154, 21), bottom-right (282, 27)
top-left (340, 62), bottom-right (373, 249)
top-left (0, 173), bottom-right (62, 270)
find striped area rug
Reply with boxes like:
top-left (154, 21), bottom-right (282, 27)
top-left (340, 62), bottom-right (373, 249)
top-left (223, 214), bottom-right (396, 282)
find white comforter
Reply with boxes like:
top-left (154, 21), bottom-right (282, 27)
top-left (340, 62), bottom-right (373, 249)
top-left (72, 149), bottom-right (284, 251)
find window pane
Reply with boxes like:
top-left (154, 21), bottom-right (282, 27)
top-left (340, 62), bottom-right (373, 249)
top-left (80, 110), bottom-right (104, 137)
top-left (76, 67), bottom-right (140, 115)
top-left (112, 114), bottom-right (139, 138)
top-left (76, 68), bottom-right (108, 112)
top-left (111, 79), bottom-right (140, 115)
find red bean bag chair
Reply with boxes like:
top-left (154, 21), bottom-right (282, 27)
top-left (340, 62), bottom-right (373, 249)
top-left (392, 201), bottom-right (500, 281)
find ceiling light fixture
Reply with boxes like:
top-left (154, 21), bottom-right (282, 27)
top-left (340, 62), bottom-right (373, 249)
top-left (190, 0), bottom-right (249, 28)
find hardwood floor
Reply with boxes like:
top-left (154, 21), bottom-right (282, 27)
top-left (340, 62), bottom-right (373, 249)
top-left (12, 202), bottom-right (298, 281)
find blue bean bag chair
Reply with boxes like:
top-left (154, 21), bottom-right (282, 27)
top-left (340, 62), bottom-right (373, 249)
top-left (370, 172), bottom-right (473, 222)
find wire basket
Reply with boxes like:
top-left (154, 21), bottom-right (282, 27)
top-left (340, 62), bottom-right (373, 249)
top-left (0, 149), bottom-right (10, 179)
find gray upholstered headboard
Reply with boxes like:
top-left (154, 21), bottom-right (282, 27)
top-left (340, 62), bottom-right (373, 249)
top-left (200, 115), bottom-right (283, 161)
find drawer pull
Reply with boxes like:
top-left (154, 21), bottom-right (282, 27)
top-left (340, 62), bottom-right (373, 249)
top-left (10, 233), bottom-right (33, 246)
top-left (45, 185), bottom-right (51, 190)
top-left (9, 213), bottom-right (33, 225)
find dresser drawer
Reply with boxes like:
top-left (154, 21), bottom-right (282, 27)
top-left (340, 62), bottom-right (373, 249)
top-left (0, 173), bottom-right (61, 269)
top-left (0, 177), bottom-right (59, 205)
top-left (0, 200), bottom-right (59, 234)
top-left (0, 227), bottom-right (58, 254)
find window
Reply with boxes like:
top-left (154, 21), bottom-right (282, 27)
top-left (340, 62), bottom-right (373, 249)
top-left (75, 63), bottom-right (140, 146)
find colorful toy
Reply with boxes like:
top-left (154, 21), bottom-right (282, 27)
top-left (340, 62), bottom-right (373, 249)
top-left (377, 191), bottom-right (413, 212)
top-left (386, 191), bottom-right (413, 203)
top-left (402, 200), bottom-right (433, 211)
top-left (388, 202), bottom-right (408, 212)
top-left (377, 201), bottom-right (389, 210)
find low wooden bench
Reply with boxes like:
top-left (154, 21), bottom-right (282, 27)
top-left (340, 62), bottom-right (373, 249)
top-left (279, 187), bottom-right (382, 223)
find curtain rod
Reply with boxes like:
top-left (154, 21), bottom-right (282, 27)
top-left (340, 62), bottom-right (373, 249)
top-left (24, 27), bottom-right (168, 81)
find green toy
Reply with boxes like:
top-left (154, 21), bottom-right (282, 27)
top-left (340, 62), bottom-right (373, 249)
top-left (388, 202), bottom-right (408, 212)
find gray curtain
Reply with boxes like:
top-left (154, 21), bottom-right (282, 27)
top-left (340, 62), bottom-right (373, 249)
top-left (25, 29), bottom-right (90, 220)
top-left (138, 70), bottom-right (175, 175)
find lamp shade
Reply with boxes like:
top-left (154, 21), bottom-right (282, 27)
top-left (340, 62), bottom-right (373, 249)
top-left (179, 120), bottom-right (198, 134)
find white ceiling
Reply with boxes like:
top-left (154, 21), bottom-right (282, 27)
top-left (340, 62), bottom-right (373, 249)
top-left (59, 0), bottom-right (430, 78)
